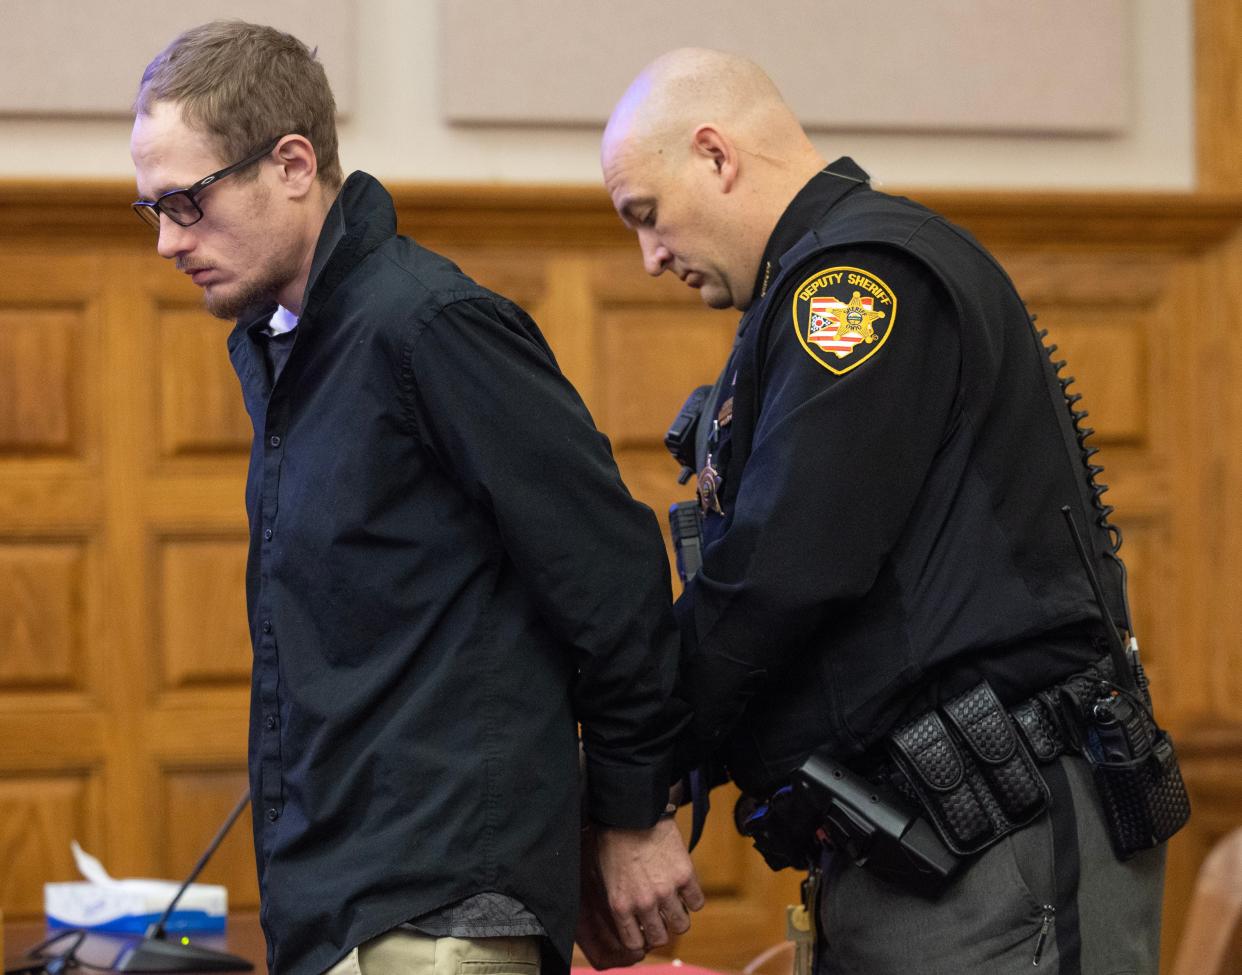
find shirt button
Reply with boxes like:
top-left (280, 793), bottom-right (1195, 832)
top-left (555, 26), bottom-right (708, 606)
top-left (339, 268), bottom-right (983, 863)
top-left (265, 715), bottom-right (278, 730)
top-left (269, 434), bottom-right (281, 447)
top-left (262, 619), bottom-right (272, 633)
top-left (264, 528), bottom-right (273, 540)
top-left (266, 807), bottom-right (280, 822)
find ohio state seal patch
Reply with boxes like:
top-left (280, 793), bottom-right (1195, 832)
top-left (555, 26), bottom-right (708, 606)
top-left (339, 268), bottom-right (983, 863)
top-left (792, 266), bottom-right (896, 375)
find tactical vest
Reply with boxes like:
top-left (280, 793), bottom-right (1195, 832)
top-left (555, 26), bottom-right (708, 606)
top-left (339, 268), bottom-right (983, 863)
top-left (696, 185), bottom-right (1125, 795)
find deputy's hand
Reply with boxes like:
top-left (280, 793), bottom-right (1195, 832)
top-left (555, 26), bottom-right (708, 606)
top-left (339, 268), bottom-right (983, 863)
top-left (595, 817), bottom-right (706, 955)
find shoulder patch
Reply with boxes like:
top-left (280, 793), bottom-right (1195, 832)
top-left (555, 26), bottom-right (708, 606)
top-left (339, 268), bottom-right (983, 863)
top-left (791, 266), bottom-right (896, 374)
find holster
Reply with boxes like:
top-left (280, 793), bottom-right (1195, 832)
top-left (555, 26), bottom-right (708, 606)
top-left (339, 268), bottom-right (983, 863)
top-left (886, 680), bottom-right (1050, 856)
top-left (1090, 729), bottom-right (1188, 859)
top-left (1045, 662), bottom-right (1191, 859)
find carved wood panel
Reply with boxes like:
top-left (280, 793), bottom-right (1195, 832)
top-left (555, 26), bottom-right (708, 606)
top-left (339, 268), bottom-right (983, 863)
top-left (0, 255), bottom-right (103, 468)
top-left (154, 535), bottom-right (251, 694)
top-left (159, 767), bottom-right (258, 911)
top-left (0, 771), bottom-right (105, 917)
top-left (156, 307), bottom-right (251, 459)
top-left (0, 308), bottom-right (79, 455)
top-left (0, 541), bottom-right (88, 692)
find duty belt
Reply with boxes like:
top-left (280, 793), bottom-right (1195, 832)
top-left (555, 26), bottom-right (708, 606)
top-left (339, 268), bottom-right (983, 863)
top-left (868, 652), bottom-right (1188, 863)
top-left (736, 677), bottom-right (1074, 882)
top-left (738, 653), bottom-right (1190, 892)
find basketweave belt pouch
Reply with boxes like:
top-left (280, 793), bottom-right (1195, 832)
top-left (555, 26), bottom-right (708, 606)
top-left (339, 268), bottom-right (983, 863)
top-left (886, 680), bottom-right (1050, 856)
top-left (1059, 672), bottom-right (1192, 860)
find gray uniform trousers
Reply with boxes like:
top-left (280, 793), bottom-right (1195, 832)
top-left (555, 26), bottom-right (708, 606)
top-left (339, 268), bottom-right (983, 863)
top-left (815, 755), bottom-right (1166, 975)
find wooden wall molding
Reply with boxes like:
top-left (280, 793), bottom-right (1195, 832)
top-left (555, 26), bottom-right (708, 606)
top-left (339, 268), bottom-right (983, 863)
top-left (5, 179), bottom-right (1242, 251)
top-left (0, 181), bottom-right (641, 247)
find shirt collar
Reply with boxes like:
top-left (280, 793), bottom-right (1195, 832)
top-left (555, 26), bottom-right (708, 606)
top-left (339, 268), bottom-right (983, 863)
top-left (267, 304), bottom-right (299, 335)
top-left (751, 156), bottom-right (870, 302)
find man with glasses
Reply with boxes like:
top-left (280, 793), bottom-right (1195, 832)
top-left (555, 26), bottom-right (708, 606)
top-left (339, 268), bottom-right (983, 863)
top-left (131, 21), bottom-right (702, 975)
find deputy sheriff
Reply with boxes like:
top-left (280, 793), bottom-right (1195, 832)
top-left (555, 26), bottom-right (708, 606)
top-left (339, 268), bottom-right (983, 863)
top-left (590, 48), bottom-right (1172, 975)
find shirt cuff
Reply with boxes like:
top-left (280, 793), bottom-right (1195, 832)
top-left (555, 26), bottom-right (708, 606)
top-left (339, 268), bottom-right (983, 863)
top-left (584, 755), bottom-right (674, 830)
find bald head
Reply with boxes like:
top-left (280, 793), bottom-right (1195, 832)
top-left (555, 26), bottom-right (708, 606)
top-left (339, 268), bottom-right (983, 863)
top-left (603, 48), bottom-right (817, 174)
top-left (601, 49), bottom-right (827, 311)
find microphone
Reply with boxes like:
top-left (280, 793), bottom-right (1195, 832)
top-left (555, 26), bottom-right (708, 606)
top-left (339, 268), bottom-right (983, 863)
top-left (113, 789), bottom-right (254, 972)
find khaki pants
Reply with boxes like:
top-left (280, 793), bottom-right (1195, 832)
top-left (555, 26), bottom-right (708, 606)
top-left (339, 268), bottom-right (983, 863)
top-left (323, 931), bottom-right (540, 975)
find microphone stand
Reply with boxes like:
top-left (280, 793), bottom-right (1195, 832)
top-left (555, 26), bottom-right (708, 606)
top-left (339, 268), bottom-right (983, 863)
top-left (114, 789), bottom-right (254, 972)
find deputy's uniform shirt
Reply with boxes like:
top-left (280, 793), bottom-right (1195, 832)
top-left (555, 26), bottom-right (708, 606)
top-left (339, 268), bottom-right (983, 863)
top-left (676, 159), bottom-right (1123, 797)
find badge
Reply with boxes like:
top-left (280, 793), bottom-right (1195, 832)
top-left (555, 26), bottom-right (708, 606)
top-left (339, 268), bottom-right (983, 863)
top-left (697, 453), bottom-right (724, 515)
top-left (791, 266), bottom-right (896, 374)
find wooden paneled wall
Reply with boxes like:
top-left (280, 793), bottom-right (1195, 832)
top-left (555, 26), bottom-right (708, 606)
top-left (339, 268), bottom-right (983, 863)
top-left (1, 182), bottom-right (1241, 971)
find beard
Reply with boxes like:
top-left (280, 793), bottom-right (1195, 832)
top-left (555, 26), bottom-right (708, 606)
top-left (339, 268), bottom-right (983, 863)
top-left (197, 181), bottom-right (307, 321)
top-left (201, 240), bottom-right (305, 321)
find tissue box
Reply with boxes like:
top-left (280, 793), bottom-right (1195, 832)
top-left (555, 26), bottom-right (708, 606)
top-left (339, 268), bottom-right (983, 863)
top-left (44, 881), bottom-right (228, 933)
top-left (46, 841), bottom-right (229, 933)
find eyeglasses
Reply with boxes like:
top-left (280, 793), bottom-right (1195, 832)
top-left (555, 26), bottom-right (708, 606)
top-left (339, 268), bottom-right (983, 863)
top-left (132, 137), bottom-right (282, 231)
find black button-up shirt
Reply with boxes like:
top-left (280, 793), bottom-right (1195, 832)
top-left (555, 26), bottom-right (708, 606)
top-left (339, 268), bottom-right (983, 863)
top-left (228, 172), bottom-right (688, 975)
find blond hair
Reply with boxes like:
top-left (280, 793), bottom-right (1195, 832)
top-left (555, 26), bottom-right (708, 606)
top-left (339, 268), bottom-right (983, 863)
top-left (135, 19), bottom-right (343, 188)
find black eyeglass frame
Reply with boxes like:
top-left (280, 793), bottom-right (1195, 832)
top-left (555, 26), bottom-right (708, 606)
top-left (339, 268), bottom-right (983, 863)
top-left (131, 136), bottom-right (283, 231)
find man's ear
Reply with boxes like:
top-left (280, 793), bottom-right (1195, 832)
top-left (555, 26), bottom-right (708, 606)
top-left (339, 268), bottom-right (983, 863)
top-left (691, 124), bottom-right (738, 193)
top-left (272, 134), bottom-right (318, 200)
